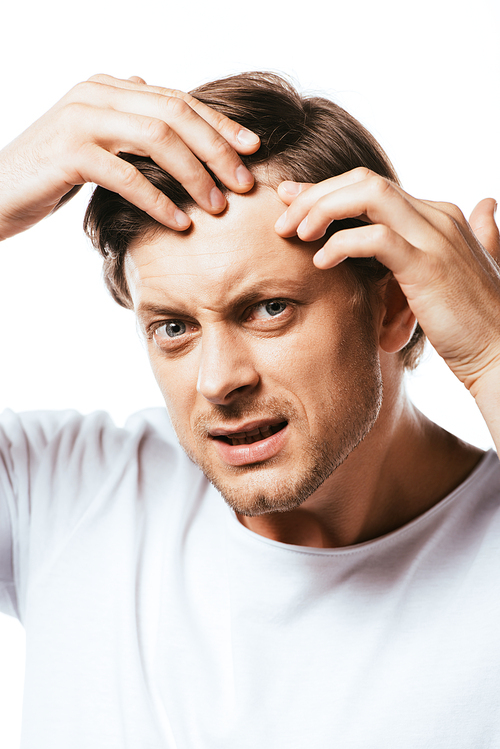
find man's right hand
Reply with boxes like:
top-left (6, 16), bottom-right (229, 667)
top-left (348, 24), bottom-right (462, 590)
top-left (0, 74), bottom-right (260, 241)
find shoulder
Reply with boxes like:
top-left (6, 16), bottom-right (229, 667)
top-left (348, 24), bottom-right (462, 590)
top-left (0, 405), bottom-right (177, 449)
top-left (0, 406), bottom-right (193, 491)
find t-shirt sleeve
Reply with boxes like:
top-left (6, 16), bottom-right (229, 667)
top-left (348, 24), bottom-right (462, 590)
top-left (0, 409), bottom-right (136, 621)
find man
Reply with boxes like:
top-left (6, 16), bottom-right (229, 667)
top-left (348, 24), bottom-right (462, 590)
top-left (0, 72), bottom-right (499, 747)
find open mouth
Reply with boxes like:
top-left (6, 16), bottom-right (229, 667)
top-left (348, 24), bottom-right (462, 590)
top-left (213, 421), bottom-right (288, 447)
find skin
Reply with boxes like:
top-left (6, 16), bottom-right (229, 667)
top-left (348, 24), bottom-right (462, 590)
top-left (1, 74), bottom-right (498, 546)
top-left (276, 174), bottom-right (500, 400)
top-left (275, 173), bottom-right (500, 457)
top-left (0, 74), bottom-right (260, 240)
top-left (125, 187), bottom-right (484, 548)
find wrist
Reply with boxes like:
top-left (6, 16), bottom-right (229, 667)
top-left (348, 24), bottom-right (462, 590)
top-left (468, 359), bottom-right (500, 454)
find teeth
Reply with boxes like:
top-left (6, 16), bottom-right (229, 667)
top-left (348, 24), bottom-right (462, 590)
top-left (225, 423), bottom-right (284, 446)
top-left (246, 428), bottom-right (262, 437)
top-left (229, 428), bottom-right (261, 439)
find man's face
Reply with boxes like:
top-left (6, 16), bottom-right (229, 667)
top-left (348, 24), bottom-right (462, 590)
top-left (125, 187), bottom-right (383, 516)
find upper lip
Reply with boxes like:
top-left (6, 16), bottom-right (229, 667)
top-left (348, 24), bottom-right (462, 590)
top-left (208, 418), bottom-right (286, 437)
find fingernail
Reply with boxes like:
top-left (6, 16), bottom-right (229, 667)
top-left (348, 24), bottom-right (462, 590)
top-left (280, 181), bottom-right (302, 196)
top-left (236, 164), bottom-right (254, 186)
top-left (314, 250), bottom-right (346, 268)
top-left (297, 216), bottom-right (308, 235)
top-left (175, 209), bottom-right (191, 228)
top-left (237, 129), bottom-right (260, 146)
top-left (210, 187), bottom-right (226, 211)
top-left (313, 248), bottom-right (326, 266)
top-left (275, 211), bottom-right (288, 232)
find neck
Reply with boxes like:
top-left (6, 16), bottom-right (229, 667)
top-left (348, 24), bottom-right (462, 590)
top-left (236, 383), bottom-right (483, 548)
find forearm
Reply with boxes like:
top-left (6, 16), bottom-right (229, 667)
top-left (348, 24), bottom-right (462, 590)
top-left (471, 365), bottom-right (500, 455)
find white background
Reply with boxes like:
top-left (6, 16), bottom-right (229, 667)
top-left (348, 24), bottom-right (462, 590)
top-left (0, 0), bottom-right (498, 744)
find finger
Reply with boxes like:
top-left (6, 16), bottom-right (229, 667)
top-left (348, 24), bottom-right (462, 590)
top-left (313, 223), bottom-right (424, 281)
top-left (87, 74), bottom-right (260, 155)
top-left (274, 169), bottom-right (377, 236)
top-left (289, 175), bottom-right (433, 252)
top-left (67, 105), bottom-right (228, 215)
top-left (273, 172), bottom-right (472, 274)
top-left (78, 145), bottom-right (191, 230)
top-left (469, 198), bottom-right (500, 263)
top-left (187, 96), bottom-right (261, 154)
top-left (72, 81), bottom-right (256, 194)
top-left (128, 75), bottom-right (147, 85)
top-left (276, 181), bottom-right (314, 205)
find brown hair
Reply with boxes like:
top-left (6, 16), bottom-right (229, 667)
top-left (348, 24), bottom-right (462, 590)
top-left (84, 71), bottom-right (425, 369)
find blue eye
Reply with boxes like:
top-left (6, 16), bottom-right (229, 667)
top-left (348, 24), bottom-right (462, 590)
top-left (251, 300), bottom-right (288, 320)
top-left (265, 300), bottom-right (287, 316)
top-left (158, 321), bottom-right (187, 338)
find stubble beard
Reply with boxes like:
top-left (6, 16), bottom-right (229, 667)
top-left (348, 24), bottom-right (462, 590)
top-left (170, 359), bottom-right (384, 518)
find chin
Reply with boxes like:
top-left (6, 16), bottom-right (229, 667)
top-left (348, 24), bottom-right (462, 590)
top-left (191, 430), bottom-right (364, 517)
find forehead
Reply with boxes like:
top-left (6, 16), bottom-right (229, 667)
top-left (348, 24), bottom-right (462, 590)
top-left (125, 186), bottom-right (331, 312)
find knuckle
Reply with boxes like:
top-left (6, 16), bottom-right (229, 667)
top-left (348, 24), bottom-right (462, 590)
top-left (59, 100), bottom-right (89, 126)
top-left (86, 73), bottom-right (111, 84)
top-left (315, 194), bottom-right (334, 219)
top-left (351, 166), bottom-right (373, 182)
top-left (185, 169), bottom-right (216, 196)
top-left (172, 90), bottom-right (196, 107)
top-left (65, 80), bottom-right (101, 103)
top-left (442, 202), bottom-right (464, 223)
top-left (148, 187), bottom-right (171, 215)
top-left (206, 107), bottom-right (232, 133)
top-left (370, 223), bottom-right (392, 245)
top-left (207, 134), bottom-right (237, 164)
top-left (155, 86), bottom-right (190, 101)
top-left (164, 95), bottom-right (191, 119)
top-left (119, 162), bottom-right (141, 190)
top-left (439, 209), bottom-right (462, 237)
top-left (367, 172), bottom-right (392, 200)
top-left (180, 91), bottom-right (200, 107)
top-left (140, 117), bottom-right (172, 147)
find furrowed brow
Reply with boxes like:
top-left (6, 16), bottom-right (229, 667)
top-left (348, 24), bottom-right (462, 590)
top-left (136, 277), bottom-right (317, 321)
top-left (229, 278), bottom-right (318, 307)
top-left (136, 302), bottom-right (184, 321)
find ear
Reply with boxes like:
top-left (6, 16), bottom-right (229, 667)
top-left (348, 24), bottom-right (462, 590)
top-left (378, 276), bottom-right (417, 354)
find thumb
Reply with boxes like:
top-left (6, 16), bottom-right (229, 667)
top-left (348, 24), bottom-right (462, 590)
top-left (469, 197), bottom-right (500, 263)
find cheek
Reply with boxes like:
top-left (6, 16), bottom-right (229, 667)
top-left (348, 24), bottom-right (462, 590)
top-left (147, 348), bottom-right (199, 425)
top-left (284, 313), bottom-right (377, 397)
top-left (256, 325), bottom-right (350, 403)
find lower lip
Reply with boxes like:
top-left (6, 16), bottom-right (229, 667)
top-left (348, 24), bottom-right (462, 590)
top-left (212, 425), bottom-right (289, 466)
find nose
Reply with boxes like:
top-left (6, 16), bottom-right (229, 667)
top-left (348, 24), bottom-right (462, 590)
top-left (197, 327), bottom-right (260, 405)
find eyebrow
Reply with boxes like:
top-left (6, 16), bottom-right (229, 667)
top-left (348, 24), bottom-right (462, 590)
top-left (135, 277), bottom-right (318, 320)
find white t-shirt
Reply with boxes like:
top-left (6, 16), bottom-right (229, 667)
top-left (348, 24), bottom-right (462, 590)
top-left (0, 407), bottom-right (499, 748)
